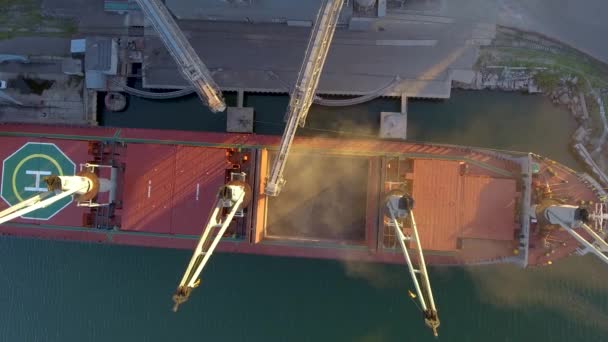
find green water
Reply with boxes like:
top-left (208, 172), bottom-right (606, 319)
top-left (1, 238), bottom-right (607, 341)
top-left (3, 90), bottom-right (606, 341)
top-left (101, 90), bottom-right (579, 168)
top-left (247, 91), bottom-right (580, 168)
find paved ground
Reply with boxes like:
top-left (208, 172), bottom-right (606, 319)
top-left (167, 0), bottom-right (347, 23)
top-left (0, 60), bottom-right (90, 125)
top-left (41, 0), bottom-right (127, 31)
top-left (166, 0), bottom-right (608, 64)
top-left (144, 0), bottom-right (608, 94)
top-left (404, 0), bottom-right (608, 62)
top-left (5, 0), bottom-right (606, 97)
top-left (0, 37), bottom-right (71, 57)
top-left (143, 17), bottom-right (483, 96)
top-left (495, 0), bottom-right (608, 62)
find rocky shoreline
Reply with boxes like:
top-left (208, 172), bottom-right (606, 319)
top-left (453, 65), bottom-right (608, 186)
top-left (454, 66), bottom-right (592, 143)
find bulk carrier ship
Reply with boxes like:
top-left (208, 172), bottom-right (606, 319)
top-left (3, 0), bottom-right (608, 337)
top-left (1, 123), bottom-right (606, 267)
top-left (3, 123), bottom-right (608, 336)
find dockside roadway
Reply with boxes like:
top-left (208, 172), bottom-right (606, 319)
top-left (37, 0), bottom-right (608, 99)
top-left (142, 17), bottom-right (490, 99)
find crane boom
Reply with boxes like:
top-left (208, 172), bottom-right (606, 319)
top-left (542, 205), bottom-right (608, 264)
top-left (386, 192), bottom-right (440, 337)
top-left (172, 180), bottom-right (251, 312)
top-left (134, 0), bottom-right (226, 112)
top-left (0, 175), bottom-right (97, 225)
top-left (264, 0), bottom-right (343, 196)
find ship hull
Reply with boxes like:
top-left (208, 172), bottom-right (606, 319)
top-left (0, 124), bottom-right (601, 266)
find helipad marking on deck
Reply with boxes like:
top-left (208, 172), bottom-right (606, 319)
top-left (13, 154), bottom-right (63, 201)
top-left (24, 170), bottom-right (52, 192)
top-left (1, 142), bottom-right (75, 220)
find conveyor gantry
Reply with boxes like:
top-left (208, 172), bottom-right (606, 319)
top-left (264, 0), bottom-right (344, 196)
top-left (135, 0), bottom-right (226, 112)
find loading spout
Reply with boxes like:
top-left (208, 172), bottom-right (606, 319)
top-left (172, 286), bottom-right (192, 312)
top-left (424, 310), bottom-right (440, 337)
top-left (264, 0), bottom-right (344, 196)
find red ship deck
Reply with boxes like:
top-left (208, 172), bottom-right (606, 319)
top-left (0, 123), bottom-right (602, 267)
top-left (527, 158), bottom-right (601, 266)
top-left (120, 144), bottom-right (229, 235)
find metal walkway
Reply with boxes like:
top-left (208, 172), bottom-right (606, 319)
top-left (313, 76), bottom-right (401, 107)
top-left (111, 80), bottom-right (196, 99)
top-left (134, 0), bottom-right (226, 112)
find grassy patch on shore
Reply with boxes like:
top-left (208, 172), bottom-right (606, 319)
top-left (488, 46), bottom-right (608, 89)
top-left (478, 38), bottom-right (608, 147)
top-left (0, 0), bottom-right (77, 40)
top-left (533, 71), bottom-right (561, 92)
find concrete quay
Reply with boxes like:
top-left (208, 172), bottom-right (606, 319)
top-left (0, 59), bottom-right (92, 125)
top-left (141, 18), bottom-right (487, 100)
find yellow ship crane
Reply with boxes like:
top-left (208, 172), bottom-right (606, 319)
top-left (535, 204), bottom-right (608, 264)
top-left (172, 173), bottom-right (252, 312)
top-left (264, 0), bottom-right (344, 196)
top-left (0, 167), bottom-right (112, 225)
top-left (385, 190), bottom-right (440, 337)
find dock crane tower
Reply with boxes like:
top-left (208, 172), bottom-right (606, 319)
top-left (172, 174), bottom-right (252, 312)
top-left (385, 190), bottom-right (440, 337)
top-left (0, 168), bottom-right (112, 225)
top-left (264, 0), bottom-right (344, 196)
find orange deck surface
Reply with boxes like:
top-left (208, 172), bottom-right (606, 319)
top-left (412, 159), bottom-right (517, 251)
top-left (412, 160), bottom-right (462, 251)
top-left (461, 176), bottom-right (517, 241)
